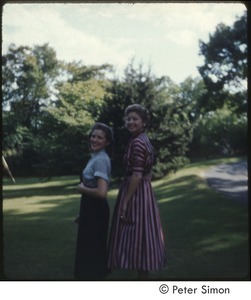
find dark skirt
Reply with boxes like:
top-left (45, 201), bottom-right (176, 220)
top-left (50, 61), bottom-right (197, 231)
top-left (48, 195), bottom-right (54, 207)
top-left (74, 194), bottom-right (110, 280)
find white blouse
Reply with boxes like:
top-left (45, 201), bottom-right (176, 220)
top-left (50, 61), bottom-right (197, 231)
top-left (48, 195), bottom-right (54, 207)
top-left (82, 149), bottom-right (111, 188)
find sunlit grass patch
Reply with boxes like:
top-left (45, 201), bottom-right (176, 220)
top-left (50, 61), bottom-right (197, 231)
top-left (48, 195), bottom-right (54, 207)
top-left (2, 157), bottom-right (248, 280)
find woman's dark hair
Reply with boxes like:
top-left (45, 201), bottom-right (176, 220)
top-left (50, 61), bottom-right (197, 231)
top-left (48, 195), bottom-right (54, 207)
top-left (88, 122), bottom-right (114, 157)
top-left (124, 104), bottom-right (150, 128)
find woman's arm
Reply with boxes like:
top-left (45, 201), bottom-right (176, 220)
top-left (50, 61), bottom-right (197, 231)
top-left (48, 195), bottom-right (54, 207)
top-left (120, 173), bottom-right (142, 218)
top-left (77, 177), bottom-right (108, 199)
top-left (121, 138), bottom-right (146, 213)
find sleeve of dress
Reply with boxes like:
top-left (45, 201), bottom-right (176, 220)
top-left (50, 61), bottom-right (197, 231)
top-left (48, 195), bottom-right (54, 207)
top-left (94, 157), bottom-right (111, 183)
top-left (130, 139), bottom-right (146, 175)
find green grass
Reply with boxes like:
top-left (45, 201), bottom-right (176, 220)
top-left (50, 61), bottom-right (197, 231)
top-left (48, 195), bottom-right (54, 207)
top-left (2, 157), bottom-right (249, 280)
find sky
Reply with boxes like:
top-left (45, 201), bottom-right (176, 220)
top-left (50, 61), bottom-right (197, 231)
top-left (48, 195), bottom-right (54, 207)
top-left (2, 2), bottom-right (247, 84)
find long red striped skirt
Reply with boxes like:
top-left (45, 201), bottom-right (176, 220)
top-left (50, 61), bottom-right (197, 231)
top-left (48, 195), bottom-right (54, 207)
top-left (108, 176), bottom-right (166, 271)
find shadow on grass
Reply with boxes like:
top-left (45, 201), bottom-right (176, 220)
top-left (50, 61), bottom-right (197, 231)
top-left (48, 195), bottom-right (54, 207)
top-left (150, 175), bottom-right (249, 280)
top-left (2, 173), bottom-right (249, 281)
top-left (3, 177), bottom-right (81, 280)
top-left (3, 178), bottom-right (78, 200)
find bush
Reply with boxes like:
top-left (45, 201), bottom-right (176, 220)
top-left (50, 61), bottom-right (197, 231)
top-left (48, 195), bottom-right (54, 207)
top-left (189, 108), bottom-right (247, 159)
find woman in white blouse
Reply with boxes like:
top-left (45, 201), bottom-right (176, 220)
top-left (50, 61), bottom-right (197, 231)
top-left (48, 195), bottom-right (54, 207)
top-left (74, 123), bottom-right (114, 280)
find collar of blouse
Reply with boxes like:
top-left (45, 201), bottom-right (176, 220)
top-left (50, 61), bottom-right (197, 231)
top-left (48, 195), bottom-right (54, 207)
top-left (91, 148), bottom-right (106, 157)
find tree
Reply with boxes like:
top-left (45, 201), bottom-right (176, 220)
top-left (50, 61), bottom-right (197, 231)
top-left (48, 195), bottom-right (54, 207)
top-left (2, 43), bottom-right (114, 176)
top-left (2, 43), bottom-right (60, 129)
top-left (198, 12), bottom-right (247, 113)
top-left (37, 62), bottom-right (113, 176)
top-left (2, 44), bottom-right (61, 175)
top-left (97, 61), bottom-right (195, 179)
top-left (178, 77), bottom-right (207, 122)
top-left (189, 106), bottom-right (247, 159)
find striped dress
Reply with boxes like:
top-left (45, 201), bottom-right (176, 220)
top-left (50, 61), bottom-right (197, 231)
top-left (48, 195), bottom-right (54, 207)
top-left (108, 132), bottom-right (166, 271)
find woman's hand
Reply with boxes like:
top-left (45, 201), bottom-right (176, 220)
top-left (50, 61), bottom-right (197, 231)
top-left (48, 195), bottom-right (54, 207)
top-left (120, 203), bottom-right (127, 217)
top-left (76, 178), bottom-right (108, 198)
top-left (120, 202), bottom-right (132, 224)
top-left (120, 208), bottom-right (127, 223)
top-left (74, 215), bottom-right (80, 225)
top-left (77, 182), bottom-right (85, 193)
top-left (120, 206), bottom-right (134, 225)
top-left (119, 173), bottom-right (142, 224)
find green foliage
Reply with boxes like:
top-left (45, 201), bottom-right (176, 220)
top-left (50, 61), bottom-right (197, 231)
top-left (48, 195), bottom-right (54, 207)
top-left (97, 61), bottom-right (195, 179)
top-left (35, 62), bottom-right (112, 176)
top-left (189, 107), bottom-right (247, 159)
top-left (2, 17), bottom-right (247, 178)
top-left (2, 43), bottom-right (61, 175)
top-left (35, 111), bottom-right (89, 177)
top-left (2, 110), bottom-right (39, 176)
top-left (2, 45), bottom-right (113, 176)
top-left (2, 43), bottom-right (60, 128)
top-left (198, 12), bottom-right (247, 113)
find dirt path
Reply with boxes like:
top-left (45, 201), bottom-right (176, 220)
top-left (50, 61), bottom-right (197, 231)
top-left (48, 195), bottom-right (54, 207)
top-left (203, 160), bottom-right (248, 204)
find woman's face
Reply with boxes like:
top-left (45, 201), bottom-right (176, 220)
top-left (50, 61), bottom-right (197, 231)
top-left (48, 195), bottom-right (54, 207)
top-left (90, 129), bottom-right (109, 152)
top-left (125, 111), bottom-right (146, 135)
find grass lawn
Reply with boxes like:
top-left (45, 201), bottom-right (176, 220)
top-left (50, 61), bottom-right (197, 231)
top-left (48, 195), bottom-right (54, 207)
top-left (2, 157), bottom-right (249, 280)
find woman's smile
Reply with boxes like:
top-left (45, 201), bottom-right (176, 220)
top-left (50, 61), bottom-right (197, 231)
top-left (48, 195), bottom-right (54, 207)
top-left (125, 111), bottom-right (146, 135)
top-left (90, 129), bottom-right (108, 152)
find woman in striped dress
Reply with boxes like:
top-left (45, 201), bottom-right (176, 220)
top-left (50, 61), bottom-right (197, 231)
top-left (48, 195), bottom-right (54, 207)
top-left (108, 104), bottom-right (165, 279)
